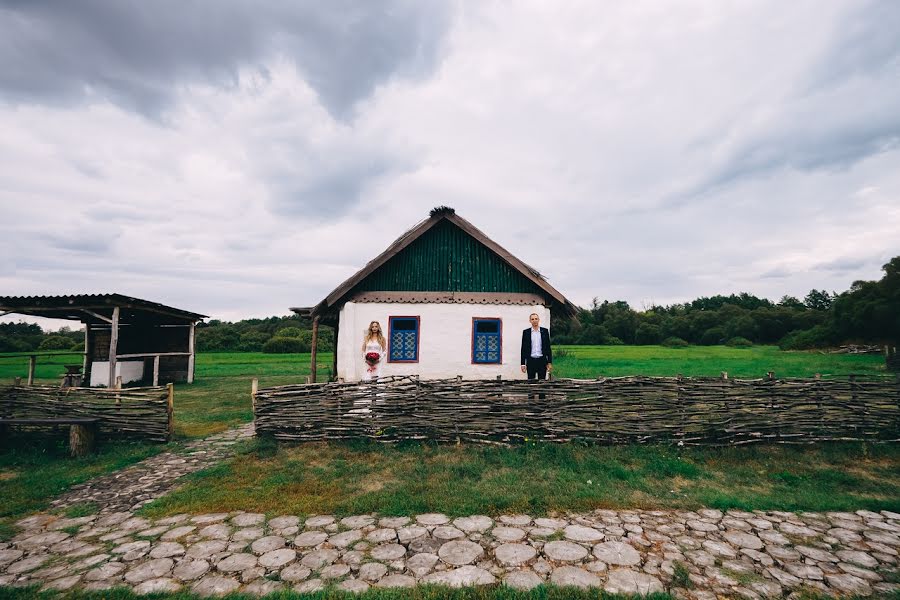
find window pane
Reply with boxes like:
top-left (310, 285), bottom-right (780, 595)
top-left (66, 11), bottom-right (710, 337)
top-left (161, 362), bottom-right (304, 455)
top-left (475, 320), bottom-right (499, 333)
top-left (392, 318), bottom-right (417, 331)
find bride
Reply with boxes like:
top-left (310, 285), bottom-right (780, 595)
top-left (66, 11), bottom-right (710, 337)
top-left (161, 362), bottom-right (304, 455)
top-left (361, 321), bottom-right (386, 381)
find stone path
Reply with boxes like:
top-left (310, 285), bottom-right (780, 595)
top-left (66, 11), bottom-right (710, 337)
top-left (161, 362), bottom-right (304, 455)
top-left (2, 508), bottom-right (898, 597)
top-left (49, 424), bottom-right (255, 514)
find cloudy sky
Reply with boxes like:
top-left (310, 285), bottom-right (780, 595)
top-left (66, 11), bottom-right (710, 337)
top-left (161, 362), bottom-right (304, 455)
top-left (1, 0), bottom-right (899, 328)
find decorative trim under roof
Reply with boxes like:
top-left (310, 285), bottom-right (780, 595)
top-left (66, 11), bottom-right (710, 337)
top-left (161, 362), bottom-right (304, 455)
top-left (348, 291), bottom-right (548, 306)
top-left (309, 208), bottom-right (578, 320)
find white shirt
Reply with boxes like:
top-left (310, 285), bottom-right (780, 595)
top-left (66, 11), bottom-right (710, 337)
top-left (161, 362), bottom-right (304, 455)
top-left (530, 327), bottom-right (543, 358)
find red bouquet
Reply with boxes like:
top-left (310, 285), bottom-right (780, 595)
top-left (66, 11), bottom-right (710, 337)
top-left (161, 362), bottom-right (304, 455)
top-left (365, 352), bottom-right (381, 365)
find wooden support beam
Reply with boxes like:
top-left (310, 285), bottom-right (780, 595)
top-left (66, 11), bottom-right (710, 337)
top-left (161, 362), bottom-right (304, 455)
top-left (331, 319), bottom-right (339, 381)
top-left (108, 307), bottom-right (119, 389)
top-left (153, 355), bottom-right (160, 386)
top-left (79, 309), bottom-right (113, 324)
top-left (82, 327), bottom-right (89, 378)
top-left (115, 352), bottom-right (191, 359)
top-left (187, 322), bottom-right (196, 384)
top-left (166, 383), bottom-right (175, 440)
top-left (27, 355), bottom-right (35, 386)
top-left (310, 316), bottom-right (319, 384)
top-left (251, 378), bottom-right (258, 411)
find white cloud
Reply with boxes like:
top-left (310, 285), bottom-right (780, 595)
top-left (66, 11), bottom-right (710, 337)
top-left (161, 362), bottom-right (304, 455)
top-left (1, 0), bottom-right (899, 327)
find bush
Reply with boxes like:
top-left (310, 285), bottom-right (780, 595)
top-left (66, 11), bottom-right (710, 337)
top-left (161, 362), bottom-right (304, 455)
top-left (262, 336), bottom-right (309, 354)
top-left (274, 327), bottom-right (303, 338)
top-left (238, 331), bottom-right (270, 352)
top-left (635, 323), bottom-right (661, 345)
top-left (726, 336), bottom-right (753, 348)
top-left (603, 336), bottom-right (624, 345)
top-left (661, 336), bottom-right (689, 348)
top-left (38, 335), bottom-right (75, 350)
top-left (699, 327), bottom-right (726, 346)
top-left (0, 335), bottom-right (32, 353)
top-left (778, 325), bottom-right (838, 350)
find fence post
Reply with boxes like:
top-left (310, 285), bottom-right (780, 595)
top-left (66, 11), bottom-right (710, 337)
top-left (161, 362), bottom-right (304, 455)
top-left (115, 375), bottom-right (122, 406)
top-left (14, 377), bottom-right (21, 386)
top-left (27, 355), bottom-right (35, 386)
top-left (152, 355), bottom-right (160, 387)
top-left (251, 378), bottom-right (258, 412)
top-left (166, 383), bottom-right (175, 440)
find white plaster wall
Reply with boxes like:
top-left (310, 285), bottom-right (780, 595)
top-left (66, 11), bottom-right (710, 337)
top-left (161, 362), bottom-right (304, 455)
top-left (89, 361), bottom-right (144, 387)
top-left (337, 302), bottom-right (551, 381)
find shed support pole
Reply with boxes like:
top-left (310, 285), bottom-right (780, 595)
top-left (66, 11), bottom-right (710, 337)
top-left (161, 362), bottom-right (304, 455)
top-left (82, 327), bottom-right (89, 378)
top-left (332, 319), bottom-right (339, 381)
top-left (310, 316), bottom-right (319, 384)
top-left (153, 355), bottom-right (160, 386)
top-left (187, 322), bottom-right (196, 384)
top-left (27, 355), bottom-right (35, 386)
top-left (108, 307), bottom-right (119, 389)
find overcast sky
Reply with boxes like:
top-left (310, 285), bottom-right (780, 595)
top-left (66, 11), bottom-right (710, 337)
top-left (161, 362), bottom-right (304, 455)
top-left (2, 0), bottom-right (899, 329)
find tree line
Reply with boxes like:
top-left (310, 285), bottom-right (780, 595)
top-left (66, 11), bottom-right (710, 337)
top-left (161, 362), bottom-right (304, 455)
top-left (1, 256), bottom-right (896, 354)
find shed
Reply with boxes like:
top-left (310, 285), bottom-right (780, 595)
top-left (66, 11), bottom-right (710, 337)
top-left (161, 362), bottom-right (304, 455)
top-left (0, 294), bottom-right (206, 387)
top-left (293, 207), bottom-right (577, 382)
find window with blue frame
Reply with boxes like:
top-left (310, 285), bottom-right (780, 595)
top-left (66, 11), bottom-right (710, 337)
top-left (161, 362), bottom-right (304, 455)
top-left (472, 318), bottom-right (502, 364)
top-left (388, 316), bottom-right (420, 362)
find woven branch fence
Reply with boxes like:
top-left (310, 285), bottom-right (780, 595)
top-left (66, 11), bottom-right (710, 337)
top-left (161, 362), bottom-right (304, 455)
top-left (1, 385), bottom-right (172, 442)
top-left (254, 375), bottom-right (900, 446)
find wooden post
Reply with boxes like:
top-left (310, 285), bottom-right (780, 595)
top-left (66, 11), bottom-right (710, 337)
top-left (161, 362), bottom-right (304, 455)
top-left (721, 371), bottom-right (728, 380)
top-left (251, 378), bottom-right (258, 411)
top-left (153, 355), bottom-right (160, 386)
top-left (82, 326), bottom-right (89, 377)
top-left (166, 383), bottom-right (175, 439)
top-left (187, 322), bottom-right (196, 384)
top-left (332, 319), bottom-right (339, 381)
top-left (27, 355), bottom-right (35, 386)
top-left (310, 316), bottom-right (320, 384)
top-left (767, 371), bottom-right (775, 380)
top-left (83, 326), bottom-right (93, 386)
top-left (69, 423), bottom-right (96, 458)
top-left (14, 377), bottom-right (21, 386)
top-left (108, 307), bottom-right (120, 389)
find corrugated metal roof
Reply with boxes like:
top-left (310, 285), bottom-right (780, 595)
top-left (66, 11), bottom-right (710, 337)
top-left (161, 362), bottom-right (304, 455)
top-left (0, 293), bottom-right (207, 321)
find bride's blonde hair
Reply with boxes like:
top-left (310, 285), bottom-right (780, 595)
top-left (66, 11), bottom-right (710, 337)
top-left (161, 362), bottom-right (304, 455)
top-left (362, 320), bottom-right (386, 351)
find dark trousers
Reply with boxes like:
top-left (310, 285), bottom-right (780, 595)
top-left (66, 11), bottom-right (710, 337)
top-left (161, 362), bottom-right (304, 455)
top-left (526, 357), bottom-right (548, 380)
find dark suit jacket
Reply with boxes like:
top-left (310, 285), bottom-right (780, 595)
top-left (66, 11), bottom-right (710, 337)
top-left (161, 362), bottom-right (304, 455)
top-left (521, 327), bottom-right (552, 365)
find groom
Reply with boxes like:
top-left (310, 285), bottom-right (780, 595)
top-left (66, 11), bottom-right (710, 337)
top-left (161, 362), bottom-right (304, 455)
top-left (520, 313), bottom-right (552, 379)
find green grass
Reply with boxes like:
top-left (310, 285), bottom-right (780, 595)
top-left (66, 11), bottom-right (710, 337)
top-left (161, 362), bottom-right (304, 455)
top-left (553, 345), bottom-right (887, 378)
top-left (139, 437), bottom-right (900, 519)
top-left (0, 436), bottom-right (159, 541)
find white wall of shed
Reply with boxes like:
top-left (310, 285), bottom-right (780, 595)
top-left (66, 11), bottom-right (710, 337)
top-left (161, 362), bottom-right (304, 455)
top-left (336, 302), bottom-right (550, 382)
top-left (89, 360), bottom-right (144, 387)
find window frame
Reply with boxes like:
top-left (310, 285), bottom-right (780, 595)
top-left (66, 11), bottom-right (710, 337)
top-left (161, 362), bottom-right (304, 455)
top-left (471, 317), bottom-right (503, 365)
top-left (387, 315), bottom-right (421, 363)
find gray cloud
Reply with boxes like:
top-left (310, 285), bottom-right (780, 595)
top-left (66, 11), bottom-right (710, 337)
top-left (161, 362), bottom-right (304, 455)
top-left (0, 0), bottom-right (452, 119)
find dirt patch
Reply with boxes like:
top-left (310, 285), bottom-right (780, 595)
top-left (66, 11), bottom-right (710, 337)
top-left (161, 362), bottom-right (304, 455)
top-left (0, 471), bottom-right (17, 481)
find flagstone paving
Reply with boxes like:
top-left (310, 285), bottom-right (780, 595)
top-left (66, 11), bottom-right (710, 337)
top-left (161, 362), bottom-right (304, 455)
top-left (48, 424), bottom-right (255, 514)
top-left (2, 508), bottom-right (898, 597)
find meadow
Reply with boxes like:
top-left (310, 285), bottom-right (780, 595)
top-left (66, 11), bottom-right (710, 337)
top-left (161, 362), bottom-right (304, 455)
top-left (0, 346), bottom-right (895, 541)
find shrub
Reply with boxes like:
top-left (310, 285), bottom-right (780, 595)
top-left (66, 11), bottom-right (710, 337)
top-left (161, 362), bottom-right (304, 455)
top-left (239, 331), bottom-right (270, 352)
top-left (274, 327), bottom-right (303, 338)
top-left (635, 323), bottom-right (661, 345)
top-left (699, 327), bottom-right (726, 346)
top-left (603, 336), bottom-right (624, 345)
top-left (262, 336), bottom-right (309, 354)
top-left (661, 336), bottom-right (689, 348)
top-left (778, 325), bottom-right (838, 350)
top-left (0, 335), bottom-right (32, 353)
top-left (38, 335), bottom-right (75, 350)
top-left (726, 336), bottom-right (753, 348)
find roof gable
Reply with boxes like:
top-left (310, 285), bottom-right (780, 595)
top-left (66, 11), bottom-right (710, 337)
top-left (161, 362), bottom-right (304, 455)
top-left (312, 208), bottom-right (575, 318)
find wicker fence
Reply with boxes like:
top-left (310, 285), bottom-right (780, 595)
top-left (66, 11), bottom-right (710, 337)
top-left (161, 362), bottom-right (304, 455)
top-left (254, 375), bottom-right (900, 446)
top-left (1, 385), bottom-right (173, 442)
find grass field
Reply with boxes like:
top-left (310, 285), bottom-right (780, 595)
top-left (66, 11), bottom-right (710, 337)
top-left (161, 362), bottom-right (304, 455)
top-left (140, 436), bottom-right (900, 520)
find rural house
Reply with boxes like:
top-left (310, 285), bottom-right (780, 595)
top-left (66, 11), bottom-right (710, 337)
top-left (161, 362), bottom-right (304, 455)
top-left (293, 207), bottom-right (577, 382)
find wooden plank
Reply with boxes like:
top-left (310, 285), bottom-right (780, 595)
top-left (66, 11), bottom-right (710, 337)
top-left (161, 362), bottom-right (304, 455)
top-left (79, 309), bottom-right (113, 324)
top-left (310, 316), bottom-right (319, 384)
top-left (115, 352), bottom-right (191, 359)
top-left (27, 356), bottom-right (35, 386)
top-left (187, 322), bottom-right (196, 384)
top-left (166, 383), bottom-right (174, 440)
top-left (153, 355), bottom-right (160, 387)
top-left (82, 327), bottom-right (90, 378)
top-left (108, 306), bottom-right (119, 389)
